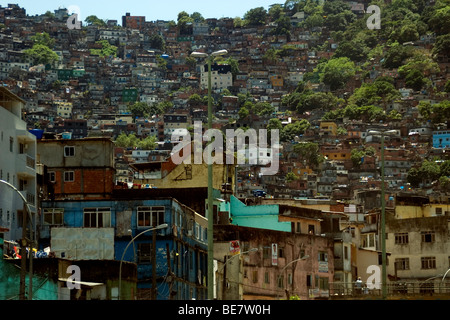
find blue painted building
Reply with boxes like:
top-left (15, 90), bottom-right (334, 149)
top-left (433, 130), bottom-right (450, 149)
top-left (40, 196), bottom-right (208, 300)
top-left (225, 196), bottom-right (291, 232)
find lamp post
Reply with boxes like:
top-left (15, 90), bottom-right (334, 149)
top-left (276, 255), bottom-right (310, 299)
top-left (368, 129), bottom-right (397, 300)
top-left (0, 179), bottom-right (35, 300)
top-left (190, 49), bottom-right (228, 300)
top-left (118, 223), bottom-right (168, 300)
top-left (216, 248), bottom-right (258, 299)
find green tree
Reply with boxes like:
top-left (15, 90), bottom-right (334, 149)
top-left (137, 136), bottom-right (157, 150)
top-left (292, 142), bottom-right (324, 168)
top-left (432, 34), bottom-right (450, 58)
top-left (238, 106), bottom-right (250, 119)
top-left (24, 44), bottom-right (59, 66)
top-left (128, 102), bottom-right (151, 119)
top-left (177, 11), bottom-right (194, 35)
top-left (244, 7), bottom-right (267, 26)
top-left (267, 118), bottom-right (283, 131)
top-left (285, 172), bottom-right (299, 183)
top-left (281, 119), bottom-right (310, 142)
top-left (190, 12), bottom-right (205, 23)
top-left (398, 50), bottom-right (440, 78)
top-left (90, 40), bottom-right (117, 57)
top-left (407, 160), bottom-right (442, 187)
top-left (382, 43), bottom-right (414, 69)
top-left (444, 79), bottom-right (450, 93)
top-left (85, 15), bottom-right (107, 27)
top-left (31, 32), bottom-right (55, 48)
top-left (405, 69), bottom-right (426, 91)
top-left (349, 77), bottom-right (400, 108)
top-left (252, 102), bottom-right (275, 116)
top-left (428, 5), bottom-right (450, 35)
top-left (319, 57), bottom-right (356, 91)
top-left (115, 133), bottom-right (139, 148)
top-left (272, 15), bottom-right (292, 39)
top-left (148, 34), bottom-right (166, 51)
top-left (268, 4), bottom-right (284, 21)
top-left (188, 93), bottom-right (204, 107)
top-left (334, 39), bottom-right (369, 62)
top-left (298, 92), bottom-right (341, 113)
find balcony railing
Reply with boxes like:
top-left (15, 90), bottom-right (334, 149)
top-left (26, 154), bottom-right (35, 169)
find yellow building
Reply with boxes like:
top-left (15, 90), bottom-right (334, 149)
top-left (386, 195), bottom-right (450, 288)
top-left (320, 121), bottom-right (338, 137)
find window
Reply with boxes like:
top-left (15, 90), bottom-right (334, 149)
top-left (361, 233), bottom-right (376, 248)
top-left (278, 247), bottom-right (285, 258)
top-left (43, 208), bottom-right (64, 225)
top-left (318, 251), bottom-right (328, 262)
top-left (295, 222), bottom-right (301, 233)
top-left (264, 272), bottom-right (270, 284)
top-left (395, 258), bottom-right (410, 270)
top-left (317, 277), bottom-right (329, 290)
top-left (137, 206), bottom-right (165, 227)
top-left (64, 146), bottom-right (75, 157)
top-left (10, 137), bottom-right (13, 152)
top-left (277, 275), bottom-right (284, 288)
top-left (48, 171), bottom-right (56, 183)
top-left (306, 275), bottom-right (312, 288)
top-left (421, 257), bottom-right (436, 269)
top-left (263, 246), bottom-right (271, 259)
top-left (395, 233), bottom-right (409, 244)
top-left (435, 208), bottom-right (443, 215)
top-left (421, 231), bottom-right (435, 243)
top-left (83, 208), bottom-right (111, 228)
top-left (252, 270), bottom-right (258, 283)
top-left (288, 273), bottom-right (293, 285)
top-left (64, 171), bottom-right (74, 182)
top-left (138, 243), bottom-right (152, 263)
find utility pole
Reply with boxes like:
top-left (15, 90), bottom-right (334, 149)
top-left (152, 223), bottom-right (157, 300)
top-left (380, 133), bottom-right (387, 300)
top-left (19, 205), bottom-right (27, 300)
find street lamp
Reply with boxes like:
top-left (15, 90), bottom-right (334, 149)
top-left (0, 179), bottom-right (35, 300)
top-left (368, 129), bottom-right (397, 300)
top-left (216, 248), bottom-right (258, 299)
top-left (118, 223), bottom-right (168, 300)
top-left (190, 49), bottom-right (228, 300)
top-left (276, 255), bottom-right (310, 299)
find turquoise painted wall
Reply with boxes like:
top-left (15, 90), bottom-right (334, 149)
top-left (0, 234), bottom-right (59, 300)
top-left (229, 196), bottom-right (291, 232)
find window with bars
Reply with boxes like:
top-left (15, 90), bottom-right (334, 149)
top-left (83, 208), bottom-right (111, 228)
top-left (137, 206), bottom-right (165, 228)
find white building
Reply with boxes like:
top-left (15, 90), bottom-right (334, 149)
top-left (199, 64), bottom-right (233, 91)
top-left (0, 87), bottom-right (37, 241)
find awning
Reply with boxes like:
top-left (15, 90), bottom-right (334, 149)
top-left (58, 278), bottom-right (104, 287)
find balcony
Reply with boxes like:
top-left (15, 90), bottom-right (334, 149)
top-left (16, 153), bottom-right (36, 179)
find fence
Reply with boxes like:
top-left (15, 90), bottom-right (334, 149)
top-left (329, 280), bottom-right (450, 299)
